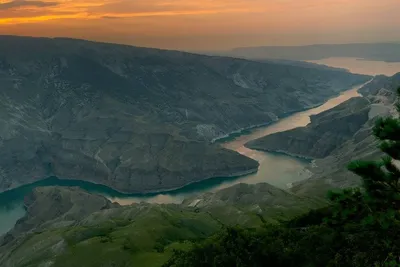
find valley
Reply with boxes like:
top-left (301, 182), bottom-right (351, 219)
top-left (0, 0), bottom-right (398, 264)
top-left (0, 37), bottom-right (399, 267)
top-left (246, 62), bottom-right (400, 196)
top-left (0, 36), bottom-right (370, 195)
top-left (0, 70), bottom-right (396, 265)
top-left (0, 36), bottom-right (370, 234)
top-left (0, 80), bottom-right (374, 235)
top-left (0, 81), bottom-right (366, 235)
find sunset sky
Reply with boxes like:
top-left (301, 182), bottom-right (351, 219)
top-left (0, 0), bottom-right (399, 51)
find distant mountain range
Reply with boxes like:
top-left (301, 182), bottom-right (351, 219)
top-left (198, 43), bottom-right (400, 62)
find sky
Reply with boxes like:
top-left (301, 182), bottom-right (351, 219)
top-left (0, 0), bottom-right (399, 51)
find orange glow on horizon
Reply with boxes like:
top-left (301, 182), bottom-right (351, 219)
top-left (0, 0), bottom-right (399, 50)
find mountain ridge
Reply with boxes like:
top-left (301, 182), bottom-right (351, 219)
top-left (227, 43), bottom-right (400, 62)
top-left (245, 96), bottom-right (372, 159)
top-left (0, 35), bottom-right (370, 194)
top-left (244, 73), bottom-right (400, 196)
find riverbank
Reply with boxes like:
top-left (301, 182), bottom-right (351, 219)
top-left (214, 81), bottom-right (370, 146)
top-left (212, 103), bottom-right (324, 144)
top-left (0, 164), bottom-right (260, 206)
top-left (241, 82), bottom-right (373, 165)
top-left (245, 148), bottom-right (315, 162)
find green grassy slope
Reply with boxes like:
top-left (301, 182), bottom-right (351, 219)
top-left (0, 184), bottom-right (323, 267)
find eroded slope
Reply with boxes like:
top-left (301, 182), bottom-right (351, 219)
top-left (0, 35), bottom-right (370, 193)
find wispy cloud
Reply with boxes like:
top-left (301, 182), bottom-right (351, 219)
top-left (0, 0), bottom-right (58, 10)
top-left (0, 0), bottom-right (261, 24)
top-left (0, 0), bottom-right (399, 50)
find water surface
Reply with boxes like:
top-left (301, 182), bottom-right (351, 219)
top-left (307, 57), bottom-right (400, 76)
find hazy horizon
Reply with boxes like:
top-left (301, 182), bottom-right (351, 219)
top-left (0, 0), bottom-right (399, 51)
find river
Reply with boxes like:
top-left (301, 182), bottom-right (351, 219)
top-left (0, 57), bottom-right (398, 235)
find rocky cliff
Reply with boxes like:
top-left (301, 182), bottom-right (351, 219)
top-left (245, 97), bottom-right (371, 159)
top-left (0, 35), bottom-right (370, 194)
top-left (243, 73), bottom-right (400, 196)
top-left (290, 73), bottom-right (400, 196)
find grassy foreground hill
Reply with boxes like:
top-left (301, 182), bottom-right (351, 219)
top-left (0, 184), bottom-right (320, 267)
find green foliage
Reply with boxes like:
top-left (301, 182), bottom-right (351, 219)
top-left (122, 236), bottom-right (140, 253)
top-left (164, 87), bottom-right (400, 267)
top-left (163, 226), bottom-right (305, 267)
top-left (64, 225), bottom-right (115, 246)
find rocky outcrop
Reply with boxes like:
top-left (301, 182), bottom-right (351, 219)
top-left (0, 35), bottom-right (370, 194)
top-left (245, 97), bottom-right (371, 159)
top-left (241, 73), bottom-right (400, 196)
top-left (290, 74), bottom-right (400, 196)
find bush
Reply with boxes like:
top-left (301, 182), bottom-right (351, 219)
top-left (122, 237), bottom-right (140, 253)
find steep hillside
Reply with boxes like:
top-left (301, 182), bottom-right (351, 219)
top-left (183, 183), bottom-right (322, 226)
top-left (291, 74), bottom-right (400, 196)
top-left (0, 35), bottom-right (369, 194)
top-left (0, 184), bottom-right (319, 267)
top-left (241, 73), bottom-right (400, 196)
top-left (245, 97), bottom-right (371, 159)
top-left (0, 187), bottom-right (119, 245)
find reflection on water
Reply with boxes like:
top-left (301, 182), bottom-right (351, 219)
top-left (307, 57), bottom-right (400, 76)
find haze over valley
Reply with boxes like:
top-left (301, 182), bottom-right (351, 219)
top-left (0, 41), bottom-right (398, 264)
top-left (0, 1), bottom-right (399, 266)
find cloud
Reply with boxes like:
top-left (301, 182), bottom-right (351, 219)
top-left (0, 0), bottom-right (399, 51)
top-left (0, 0), bottom-right (58, 10)
top-left (0, 0), bottom-right (263, 24)
top-left (101, 15), bottom-right (119, 19)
